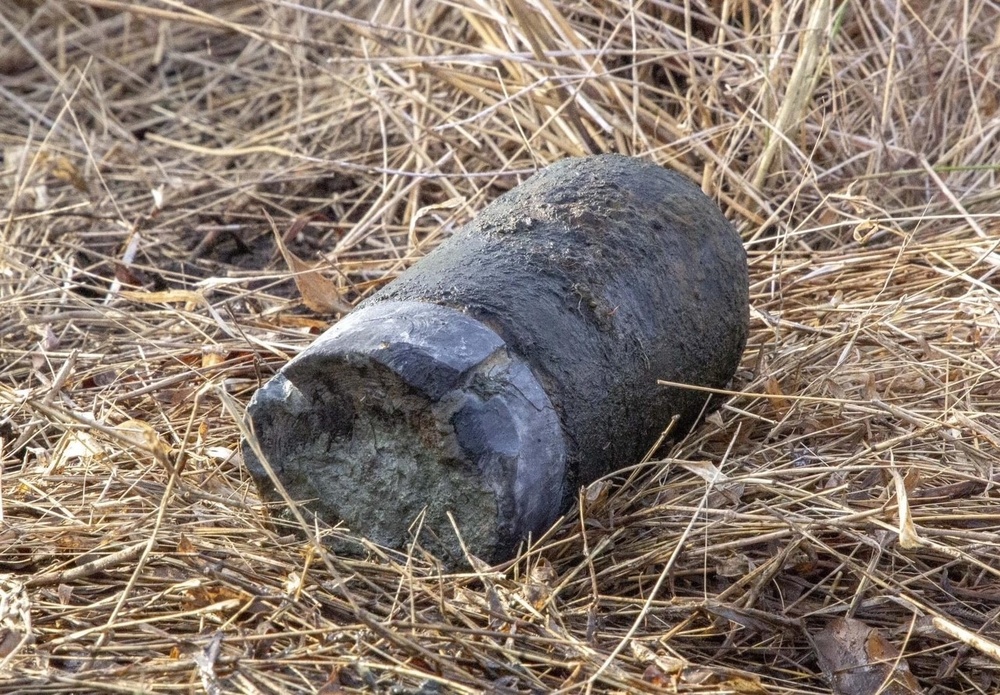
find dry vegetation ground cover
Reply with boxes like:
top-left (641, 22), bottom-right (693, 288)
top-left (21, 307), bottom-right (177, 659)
top-left (2, 0), bottom-right (1000, 692)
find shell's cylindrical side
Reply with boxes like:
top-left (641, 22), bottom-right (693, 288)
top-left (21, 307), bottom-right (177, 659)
top-left (241, 154), bottom-right (749, 563)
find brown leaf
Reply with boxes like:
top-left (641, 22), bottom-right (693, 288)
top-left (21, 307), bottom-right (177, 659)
top-left (268, 212), bottom-right (352, 314)
top-left (49, 155), bottom-right (89, 193)
top-left (181, 584), bottom-right (244, 611)
top-left (201, 348), bottom-right (227, 368)
top-left (642, 663), bottom-right (672, 687)
top-left (583, 479), bottom-right (611, 511)
top-left (765, 376), bottom-right (790, 414)
top-left (317, 666), bottom-right (348, 695)
top-left (891, 467), bottom-right (922, 550)
top-left (812, 617), bottom-right (923, 694)
top-left (177, 534), bottom-right (197, 555)
top-left (117, 418), bottom-right (173, 465)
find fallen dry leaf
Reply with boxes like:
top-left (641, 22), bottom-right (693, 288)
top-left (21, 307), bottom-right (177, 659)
top-left (892, 466), bottom-right (923, 550)
top-left (116, 418), bottom-right (174, 465)
top-left (765, 376), bottom-right (791, 415)
top-left (268, 212), bottom-right (352, 314)
top-left (812, 617), bottom-right (922, 694)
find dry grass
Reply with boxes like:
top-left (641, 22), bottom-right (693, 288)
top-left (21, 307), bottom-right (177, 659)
top-left (2, 0), bottom-right (1000, 692)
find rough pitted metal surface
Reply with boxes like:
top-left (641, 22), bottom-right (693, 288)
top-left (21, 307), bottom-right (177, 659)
top-left (242, 154), bottom-right (749, 564)
top-left (244, 302), bottom-right (566, 562)
top-left (372, 155), bottom-right (749, 491)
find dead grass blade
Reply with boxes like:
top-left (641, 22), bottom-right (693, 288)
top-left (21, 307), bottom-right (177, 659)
top-left (2, 0), bottom-right (1000, 692)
